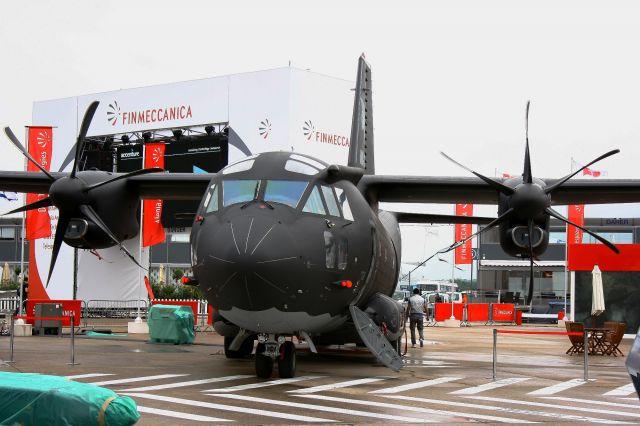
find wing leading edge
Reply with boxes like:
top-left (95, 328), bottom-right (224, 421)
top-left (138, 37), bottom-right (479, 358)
top-left (360, 175), bottom-right (640, 206)
top-left (0, 171), bottom-right (213, 201)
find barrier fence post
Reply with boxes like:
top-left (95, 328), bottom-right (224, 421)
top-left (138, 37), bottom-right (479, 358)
top-left (7, 315), bottom-right (15, 364)
top-left (583, 331), bottom-right (588, 382)
top-left (492, 328), bottom-right (497, 381)
top-left (67, 314), bottom-right (79, 366)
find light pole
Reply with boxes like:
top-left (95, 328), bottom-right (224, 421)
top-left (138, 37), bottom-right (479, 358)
top-left (439, 257), bottom-right (463, 320)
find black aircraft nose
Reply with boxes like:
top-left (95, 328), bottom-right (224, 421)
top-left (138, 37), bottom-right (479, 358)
top-left (202, 213), bottom-right (303, 311)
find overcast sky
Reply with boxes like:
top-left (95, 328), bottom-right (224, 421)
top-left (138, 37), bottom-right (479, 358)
top-left (1, 1), bottom-right (639, 280)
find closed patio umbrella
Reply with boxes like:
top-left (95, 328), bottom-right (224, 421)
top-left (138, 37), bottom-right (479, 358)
top-left (591, 264), bottom-right (605, 317)
top-left (1, 262), bottom-right (10, 285)
top-left (158, 264), bottom-right (166, 285)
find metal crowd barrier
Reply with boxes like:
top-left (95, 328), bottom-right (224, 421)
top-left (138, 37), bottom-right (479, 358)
top-left (84, 299), bottom-right (149, 320)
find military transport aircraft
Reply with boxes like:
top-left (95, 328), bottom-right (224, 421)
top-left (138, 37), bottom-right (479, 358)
top-left (1, 55), bottom-right (639, 379)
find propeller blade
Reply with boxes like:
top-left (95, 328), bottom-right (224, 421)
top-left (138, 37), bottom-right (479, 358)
top-left (71, 101), bottom-right (99, 178)
top-left (4, 127), bottom-right (56, 181)
top-left (526, 219), bottom-right (535, 305)
top-left (2, 196), bottom-right (52, 216)
top-left (545, 207), bottom-right (620, 254)
top-left (442, 207), bottom-right (515, 253)
top-left (545, 149), bottom-right (620, 194)
top-left (58, 142), bottom-right (78, 173)
top-left (47, 214), bottom-right (70, 287)
top-left (85, 167), bottom-right (163, 192)
top-left (441, 152), bottom-right (514, 195)
top-left (523, 101), bottom-right (533, 184)
top-left (79, 205), bottom-right (147, 270)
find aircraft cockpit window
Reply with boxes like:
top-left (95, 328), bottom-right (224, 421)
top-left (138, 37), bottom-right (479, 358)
top-left (302, 186), bottom-right (326, 215)
top-left (222, 159), bottom-right (255, 175)
top-left (334, 188), bottom-right (354, 221)
top-left (264, 180), bottom-right (308, 208)
top-left (223, 180), bottom-right (260, 206)
top-left (284, 160), bottom-right (319, 176)
top-left (204, 184), bottom-right (219, 213)
top-left (290, 154), bottom-right (326, 170)
top-left (321, 186), bottom-right (341, 217)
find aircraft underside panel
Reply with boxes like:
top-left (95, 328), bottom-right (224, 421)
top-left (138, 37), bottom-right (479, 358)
top-left (349, 304), bottom-right (403, 372)
top-left (219, 306), bottom-right (348, 335)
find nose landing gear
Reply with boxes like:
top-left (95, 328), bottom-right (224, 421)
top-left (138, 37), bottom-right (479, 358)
top-left (255, 334), bottom-right (297, 378)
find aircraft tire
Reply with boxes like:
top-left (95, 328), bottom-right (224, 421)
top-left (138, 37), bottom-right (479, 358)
top-left (277, 341), bottom-right (296, 378)
top-left (255, 343), bottom-right (273, 378)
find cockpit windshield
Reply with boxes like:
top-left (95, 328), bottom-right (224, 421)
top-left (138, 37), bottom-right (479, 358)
top-left (223, 180), bottom-right (260, 207)
top-left (264, 180), bottom-right (308, 208)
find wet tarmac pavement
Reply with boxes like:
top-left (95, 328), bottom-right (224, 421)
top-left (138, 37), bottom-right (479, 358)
top-left (1, 324), bottom-right (637, 424)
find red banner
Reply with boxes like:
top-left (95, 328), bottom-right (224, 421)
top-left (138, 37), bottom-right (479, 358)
top-left (491, 303), bottom-right (516, 323)
top-left (454, 204), bottom-right (473, 264)
top-left (26, 127), bottom-right (53, 240)
top-left (25, 299), bottom-right (82, 326)
top-left (567, 205), bottom-right (584, 245)
top-left (142, 143), bottom-right (165, 247)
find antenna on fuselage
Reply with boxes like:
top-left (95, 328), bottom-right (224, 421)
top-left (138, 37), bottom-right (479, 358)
top-left (348, 54), bottom-right (375, 175)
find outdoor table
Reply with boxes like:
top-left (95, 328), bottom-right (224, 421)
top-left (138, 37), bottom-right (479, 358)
top-left (585, 327), bottom-right (613, 355)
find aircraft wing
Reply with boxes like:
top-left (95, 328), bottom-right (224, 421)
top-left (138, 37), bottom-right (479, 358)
top-left (0, 171), bottom-right (213, 201)
top-left (360, 175), bottom-right (640, 205)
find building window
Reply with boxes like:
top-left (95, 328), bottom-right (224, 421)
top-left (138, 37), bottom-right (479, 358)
top-left (0, 227), bottom-right (15, 240)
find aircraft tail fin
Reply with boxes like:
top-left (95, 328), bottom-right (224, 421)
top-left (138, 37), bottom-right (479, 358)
top-left (348, 54), bottom-right (375, 174)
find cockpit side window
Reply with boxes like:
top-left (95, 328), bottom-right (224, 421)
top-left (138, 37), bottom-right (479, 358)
top-left (204, 184), bottom-right (219, 213)
top-left (264, 180), bottom-right (308, 208)
top-left (321, 186), bottom-right (341, 217)
top-left (334, 188), bottom-right (354, 221)
top-left (223, 180), bottom-right (260, 207)
top-left (302, 186), bottom-right (326, 215)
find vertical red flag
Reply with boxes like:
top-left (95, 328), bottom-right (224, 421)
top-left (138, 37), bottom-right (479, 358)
top-left (567, 205), bottom-right (584, 245)
top-left (26, 127), bottom-right (53, 240)
top-left (142, 143), bottom-right (165, 247)
top-left (454, 203), bottom-right (473, 265)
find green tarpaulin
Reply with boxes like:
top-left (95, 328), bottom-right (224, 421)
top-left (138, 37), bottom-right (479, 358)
top-left (148, 304), bottom-right (195, 344)
top-left (0, 372), bottom-right (139, 425)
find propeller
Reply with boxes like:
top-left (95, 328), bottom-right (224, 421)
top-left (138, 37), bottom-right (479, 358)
top-left (3, 101), bottom-right (160, 286)
top-left (441, 100), bottom-right (620, 304)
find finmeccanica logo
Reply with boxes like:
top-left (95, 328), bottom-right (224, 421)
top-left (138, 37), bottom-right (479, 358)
top-left (106, 100), bottom-right (193, 126)
top-left (258, 119), bottom-right (271, 139)
top-left (151, 147), bottom-right (163, 165)
top-left (36, 129), bottom-right (51, 149)
top-left (302, 119), bottom-right (350, 147)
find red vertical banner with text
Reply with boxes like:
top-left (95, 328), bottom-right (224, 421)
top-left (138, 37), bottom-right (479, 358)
top-left (143, 143), bottom-right (165, 247)
top-left (567, 205), bottom-right (584, 245)
top-left (26, 127), bottom-right (53, 240)
top-left (454, 203), bottom-right (473, 265)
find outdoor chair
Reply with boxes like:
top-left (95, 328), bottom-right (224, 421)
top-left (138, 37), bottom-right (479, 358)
top-left (565, 321), bottom-right (585, 355)
top-left (502, 291), bottom-right (514, 304)
top-left (603, 322), bottom-right (626, 356)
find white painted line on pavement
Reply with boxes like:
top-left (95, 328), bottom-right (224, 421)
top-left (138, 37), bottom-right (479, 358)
top-left (387, 395), bottom-right (618, 424)
top-left (64, 373), bottom-right (115, 380)
top-left (125, 375), bottom-right (253, 392)
top-left (89, 374), bottom-right (189, 386)
top-left (528, 378), bottom-right (588, 395)
top-left (208, 393), bottom-right (438, 423)
top-left (123, 392), bottom-right (335, 423)
top-left (137, 405), bottom-right (232, 422)
top-left (542, 396), bottom-right (640, 409)
top-left (288, 377), bottom-right (388, 394)
top-left (204, 376), bottom-right (321, 393)
top-left (450, 378), bottom-right (530, 395)
top-left (370, 377), bottom-right (462, 394)
top-left (466, 396), bottom-right (639, 421)
top-left (297, 393), bottom-right (531, 423)
top-left (604, 383), bottom-right (637, 397)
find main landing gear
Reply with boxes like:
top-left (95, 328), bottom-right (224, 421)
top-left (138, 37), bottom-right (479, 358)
top-left (255, 334), bottom-right (297, 379)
